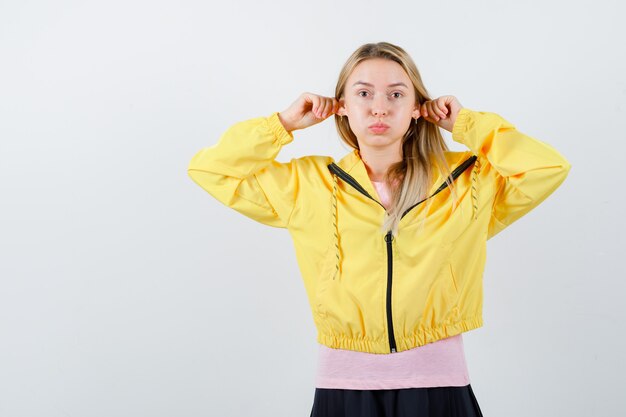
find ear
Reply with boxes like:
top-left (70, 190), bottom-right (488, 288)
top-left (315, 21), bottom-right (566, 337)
top-left (336, 99), bottom-right (347, 117)
top-left (412, 103), bottom-right (422, 120)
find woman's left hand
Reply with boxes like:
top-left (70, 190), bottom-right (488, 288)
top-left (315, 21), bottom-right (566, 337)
top-left (420, 95), bottom-right (463, 133)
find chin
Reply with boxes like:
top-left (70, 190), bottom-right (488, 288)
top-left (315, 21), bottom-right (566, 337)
top-left (360, 138), bottom-right (399, 148)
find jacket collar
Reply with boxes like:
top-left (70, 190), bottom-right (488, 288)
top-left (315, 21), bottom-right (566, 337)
top-left (333, 149), bottom-right (380, 203)
top-left (330, 148), bottom-right (474, 200)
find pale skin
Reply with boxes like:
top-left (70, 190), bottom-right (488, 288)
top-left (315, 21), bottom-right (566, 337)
top-left (278, 58), bottom-right (464, 182)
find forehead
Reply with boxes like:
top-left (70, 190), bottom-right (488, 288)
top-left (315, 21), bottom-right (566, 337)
top-left (347, 58), bottom-right (410, 86)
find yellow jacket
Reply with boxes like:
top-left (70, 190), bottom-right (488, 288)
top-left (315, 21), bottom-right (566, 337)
top-left (187, 108), bottom-right (571, 354)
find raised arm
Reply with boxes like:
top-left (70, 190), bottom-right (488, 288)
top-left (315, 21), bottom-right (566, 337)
top-left (187, 112), bottom-right (300, 228)
top-left (451, 108), bottom-right (571, 238)
top-left (187, 93), bottom-right (340, 229)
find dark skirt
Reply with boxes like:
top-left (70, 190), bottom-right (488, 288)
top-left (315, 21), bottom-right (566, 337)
top-left (309, 384), bottom-right (483, 417)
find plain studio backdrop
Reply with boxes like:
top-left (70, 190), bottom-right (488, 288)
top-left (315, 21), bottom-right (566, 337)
top-left (1, 0), bottom-right (624, 416)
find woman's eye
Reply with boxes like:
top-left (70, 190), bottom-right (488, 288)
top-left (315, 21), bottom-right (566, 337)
top-left (357, 91), bottom-right (402, 98)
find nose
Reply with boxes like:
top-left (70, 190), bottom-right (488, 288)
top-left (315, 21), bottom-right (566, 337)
top-left (372, 95), bottom-right (388, 117)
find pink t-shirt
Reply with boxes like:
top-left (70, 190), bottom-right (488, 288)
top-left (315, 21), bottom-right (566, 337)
top-left (314, 180), bottom-right (471, 390)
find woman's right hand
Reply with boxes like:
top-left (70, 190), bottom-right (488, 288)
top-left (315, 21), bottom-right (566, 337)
top-left (278, 93), bottom-right (340, 132)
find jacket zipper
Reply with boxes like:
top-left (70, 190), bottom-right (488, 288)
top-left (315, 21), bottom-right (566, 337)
top-left (327, 155), bottom-right (477, 353)
top-left (384, 230), bottom-right (396, 352)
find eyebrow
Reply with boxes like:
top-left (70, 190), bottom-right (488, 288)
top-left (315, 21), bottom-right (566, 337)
top-left (352, 81), bottom-right (409, 88)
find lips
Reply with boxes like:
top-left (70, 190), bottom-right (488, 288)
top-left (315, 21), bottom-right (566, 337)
top-left (369, 122), bottom-right (390, 134)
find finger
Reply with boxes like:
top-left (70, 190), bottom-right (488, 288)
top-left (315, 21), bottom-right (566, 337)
top-left (326, 98), bottom-right (336, 116)
top-left (434, 98), bottom-right (446, 118)
top-left (317, 99), bottom-right (327, 118)
top-left (321, 99), bottom-right (332, 118)
top-left (327, 98), bottom-right (337, 116)
top-left (303, 93), bottom-right (314, 113)
top-left (421, 103), bottom-right (432, 122)
top-left (304, 93), bottom-right (315, 115)
top-left (313, 96), bottom-right (324, 118)
top-left (425, 102), bottom-right (440, 121)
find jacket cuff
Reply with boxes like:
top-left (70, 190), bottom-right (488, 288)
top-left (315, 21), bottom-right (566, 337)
top-left (451, 107), bottom-right (473, 144)
top-left (268, 111), bottom-right (295, 146)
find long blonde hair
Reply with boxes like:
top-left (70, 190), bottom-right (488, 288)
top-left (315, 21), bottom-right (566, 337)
top-left (333, 41), bottom-right (459, 237)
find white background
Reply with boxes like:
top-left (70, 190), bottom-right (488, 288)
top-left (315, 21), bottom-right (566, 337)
top-left (1, 0), bottom-right (624, 416)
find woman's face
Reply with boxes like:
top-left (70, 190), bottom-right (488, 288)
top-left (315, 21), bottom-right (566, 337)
top-left (337, 58), bottom-right (421, 151)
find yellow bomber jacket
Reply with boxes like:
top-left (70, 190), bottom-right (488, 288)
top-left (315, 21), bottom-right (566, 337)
top-left (187, 108), bottom-right (571, 354)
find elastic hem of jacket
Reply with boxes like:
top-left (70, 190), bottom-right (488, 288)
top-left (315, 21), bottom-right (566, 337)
top-left (268, 111), bottom-right (295, 145)
top-left (452, 107), bottom-right (472, 143)
top-left (316, 316), bottom-right (483, 354)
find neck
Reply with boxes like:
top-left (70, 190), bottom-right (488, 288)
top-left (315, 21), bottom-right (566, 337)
top-left (359, 146), bottom-right (403, 182)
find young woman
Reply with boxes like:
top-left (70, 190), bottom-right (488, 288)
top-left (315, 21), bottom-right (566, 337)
top-left (188, 42), bottom-right (571, 417)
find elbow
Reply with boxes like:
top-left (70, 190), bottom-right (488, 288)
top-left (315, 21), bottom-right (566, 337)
top-left (545, 159), bottom-right (571, 196)
top-left (187, 168), bottom-right (199, 183)
top-left (559, 158), bottom-right (572, 182)
top-left (560, 154), bottom-right (572, 174)
top-left (187, 149), bottom-right (206, 174)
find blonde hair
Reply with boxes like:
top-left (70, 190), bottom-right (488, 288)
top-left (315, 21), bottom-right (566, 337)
top-left (333, 41), bottom-right (459, 237)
